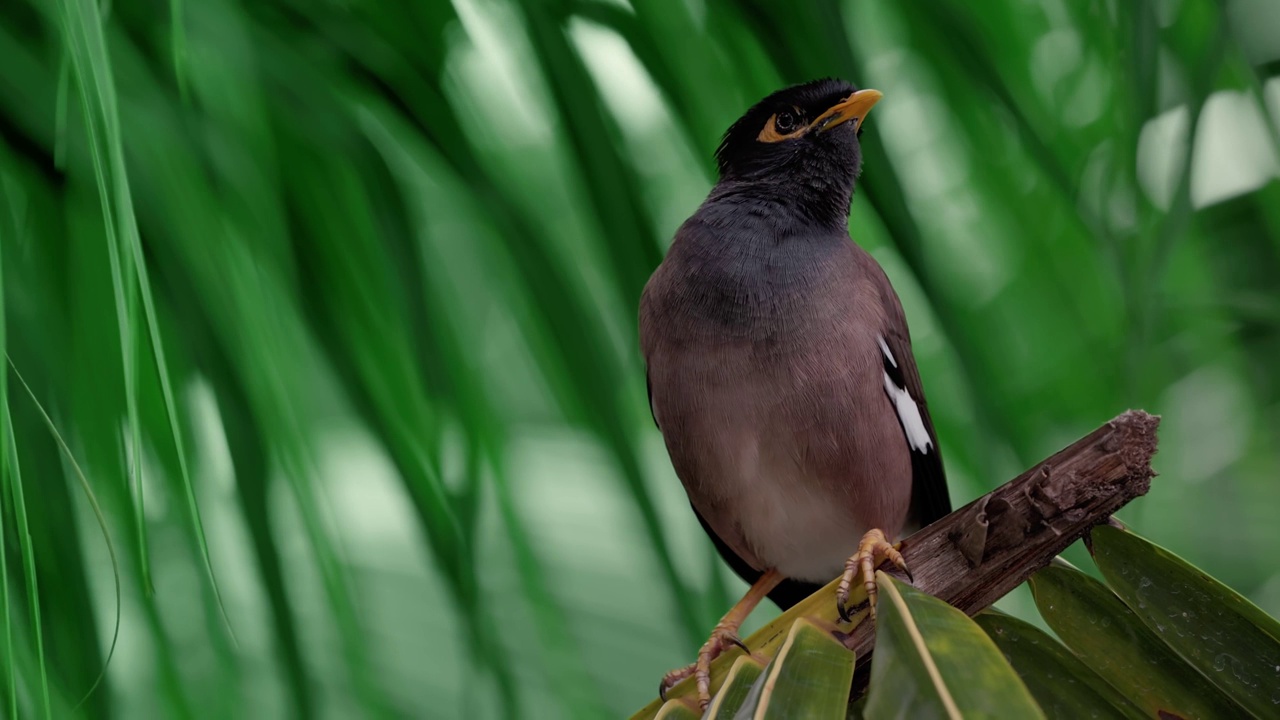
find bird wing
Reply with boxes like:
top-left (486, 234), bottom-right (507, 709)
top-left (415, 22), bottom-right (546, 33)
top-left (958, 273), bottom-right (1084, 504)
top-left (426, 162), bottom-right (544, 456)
top-left (874, 269), bottom-right (952, 531)
top-left (646, 372), bottom-right (658, 428)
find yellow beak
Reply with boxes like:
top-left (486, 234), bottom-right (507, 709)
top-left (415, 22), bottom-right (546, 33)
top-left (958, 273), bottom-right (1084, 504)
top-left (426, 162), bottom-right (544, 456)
top-left (810, 89), bottom-right (884, 133)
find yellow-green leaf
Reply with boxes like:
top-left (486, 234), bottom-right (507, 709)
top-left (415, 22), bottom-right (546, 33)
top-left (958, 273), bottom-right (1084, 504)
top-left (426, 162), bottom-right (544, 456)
top-left (705, 655), bottom-right (765, 719)
top-left (865, 572), bottom-right (1044, 720)
top-left (1089, 524), bottom-right (1280, 719)
top-left (734, 618), bottom-right (855, 720)
top-left (1030, 562), bottom-right (1244, 719)
top-left (976, 610), bottom-right (1145, 719)
top-left (654, 699), bottom-right (701, 720)
top-left (631, 575), bottom-right (870, 719)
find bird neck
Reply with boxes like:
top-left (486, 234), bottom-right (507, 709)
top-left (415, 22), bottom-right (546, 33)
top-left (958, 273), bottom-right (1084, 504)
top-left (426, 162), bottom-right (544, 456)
top-left (703, 178), bottom-right (853, 233)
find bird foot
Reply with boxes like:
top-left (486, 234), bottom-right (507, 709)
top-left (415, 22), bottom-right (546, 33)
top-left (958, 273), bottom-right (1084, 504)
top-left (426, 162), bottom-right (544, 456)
top-left (836, 528), bottom-right (910, 622)
top-left (657, 569), bottom-right (780, 707)
top-left (658, 620), bottom-right (749, 708)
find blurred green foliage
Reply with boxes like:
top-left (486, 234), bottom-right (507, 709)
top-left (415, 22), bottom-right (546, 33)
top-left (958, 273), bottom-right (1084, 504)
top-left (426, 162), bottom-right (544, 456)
top-left (1, 0), bottom-right (1279, 717)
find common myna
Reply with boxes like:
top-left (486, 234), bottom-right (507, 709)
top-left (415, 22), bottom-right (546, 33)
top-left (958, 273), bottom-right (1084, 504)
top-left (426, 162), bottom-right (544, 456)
top-left (639, 78), bottom-right (951, 706)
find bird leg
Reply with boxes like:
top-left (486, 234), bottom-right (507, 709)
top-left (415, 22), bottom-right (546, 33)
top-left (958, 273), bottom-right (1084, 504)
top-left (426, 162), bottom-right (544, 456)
top-left (836, 528), bottom-right (910, 622)
top-left (659, 568), bottom-right (783, 708)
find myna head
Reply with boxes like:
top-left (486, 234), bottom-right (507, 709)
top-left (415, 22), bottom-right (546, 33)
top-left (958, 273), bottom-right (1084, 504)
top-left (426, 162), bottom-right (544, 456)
top-left (712, 78), bottom-right (882, 225)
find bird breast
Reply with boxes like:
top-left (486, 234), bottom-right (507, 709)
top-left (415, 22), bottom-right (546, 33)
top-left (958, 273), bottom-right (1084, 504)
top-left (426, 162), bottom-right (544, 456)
top-left (641, 235), bottom-right (914, 583)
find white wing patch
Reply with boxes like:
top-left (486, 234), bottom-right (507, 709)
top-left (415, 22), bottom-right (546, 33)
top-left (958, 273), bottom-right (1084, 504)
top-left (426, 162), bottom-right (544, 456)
top-left (877, 335), bottom-right (897, 368)
top-left (883, 373), bottom-right (933, 453)
top-left (878, 335), bottom-right (932, 454)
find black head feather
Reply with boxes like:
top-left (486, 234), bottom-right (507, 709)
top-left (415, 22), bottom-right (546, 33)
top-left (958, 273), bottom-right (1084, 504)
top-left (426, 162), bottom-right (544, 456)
top-left (709, 78), bottom-right (873, 228)
top-left (714, 78), bottom-right (865, 177)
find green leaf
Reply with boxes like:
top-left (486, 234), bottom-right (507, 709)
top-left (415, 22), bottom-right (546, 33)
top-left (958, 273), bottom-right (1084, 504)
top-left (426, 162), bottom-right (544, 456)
top-left (54, 0), bottom-right (153, 596)
top-left (0, 175), bottom-right (13, 720)
top-left (2, 404), bottom-right (50, 720)
top-left (654, 699), bottom-right (702, 720)
top-left (734, 618), bottom-right (855, 720)
top-left (1090, 524), bottom-right (1280, 718)
top-left (975, 610), bottom-right (1145, 720)
top-left (1030, 562), bottom-right (1245, 719)
top-left (632, 574), bottom-right (871, 719)
top-left (8, 361), bottom-right (123, 712)
top-left (56, 0), bottom-right (231, 638)
top-left (865, 572), bottom-right (1044, 720)
top-left (705, 655), bottom-right (765, 719)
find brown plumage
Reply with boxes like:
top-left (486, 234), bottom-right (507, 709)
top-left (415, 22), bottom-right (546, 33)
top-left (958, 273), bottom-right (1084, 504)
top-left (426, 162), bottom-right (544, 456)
top-left (641, 211), bottom-right (945, 596)
top-left (640, 78), bottom-right (950, 704)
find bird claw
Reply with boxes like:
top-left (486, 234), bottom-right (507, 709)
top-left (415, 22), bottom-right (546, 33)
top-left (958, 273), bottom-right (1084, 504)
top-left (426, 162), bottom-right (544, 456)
top-left (657, 624), bottom-right (750, 708)
top-left (836, 528), bottom-right (909, 623)
top-left (659, 663), bottom-right (695, 702)
top-left (695, 625), bottom-right (749, 707)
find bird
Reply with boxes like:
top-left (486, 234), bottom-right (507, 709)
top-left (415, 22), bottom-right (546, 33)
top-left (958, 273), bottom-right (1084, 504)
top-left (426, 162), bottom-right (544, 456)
top-left (638, 77), bottom-right (951, 707)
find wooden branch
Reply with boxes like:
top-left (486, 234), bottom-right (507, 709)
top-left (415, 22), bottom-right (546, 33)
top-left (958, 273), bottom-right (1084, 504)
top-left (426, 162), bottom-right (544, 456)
top-left (634, 410), bottom-right (1159, 718)
top-left (841, 409), bottom-right (1160, 695)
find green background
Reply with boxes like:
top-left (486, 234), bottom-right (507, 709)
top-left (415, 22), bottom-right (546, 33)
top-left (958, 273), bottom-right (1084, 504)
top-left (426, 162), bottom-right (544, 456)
top-left (2, 0), bottom-right (1279, 717)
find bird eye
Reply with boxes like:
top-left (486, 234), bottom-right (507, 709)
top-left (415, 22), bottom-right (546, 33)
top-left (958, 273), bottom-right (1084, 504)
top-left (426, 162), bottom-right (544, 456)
top-left (757, 109), bottom-right (805, 143)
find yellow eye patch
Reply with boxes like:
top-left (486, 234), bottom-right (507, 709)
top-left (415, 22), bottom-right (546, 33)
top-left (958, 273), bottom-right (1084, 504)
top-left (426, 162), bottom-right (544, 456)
top-left (757, 108), bottom-right (807, 143)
